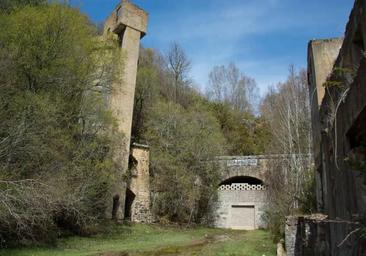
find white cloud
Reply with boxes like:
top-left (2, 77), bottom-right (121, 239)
top-left (141, 0), bottom-right (352, 95)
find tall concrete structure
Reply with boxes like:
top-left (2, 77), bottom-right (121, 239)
top-left (307, 38), bottom-right (343, 211)
top-left (104, 0), bottom-right (148, 220)
top-left (286, 0), bottom-right (366, 254)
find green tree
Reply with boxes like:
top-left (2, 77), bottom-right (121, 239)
top-left (0, 3), bottom-right (122, 246)
top-left (165, 42), bottom-right (191, 104)
top-left (208, 102), bottom-right (270, 155)
top-left (132, 48), bottom-right (159, 142)
top-left (0, 0), bottom-right (46, 13)
top-left (145, 101), bottom-right (226, 223)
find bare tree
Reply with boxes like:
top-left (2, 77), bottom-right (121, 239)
top-left (206, 63), bottom-right (258, 113)
top-left (261, 66), bottom-right (314, 238)
top-left (165, 42), bottom-right (191, 103)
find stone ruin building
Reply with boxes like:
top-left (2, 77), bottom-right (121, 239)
top-left (285, 0), bottom-right (366, 255)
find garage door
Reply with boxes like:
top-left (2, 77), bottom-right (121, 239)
top-left (230, 205), bottom-right (255, 230)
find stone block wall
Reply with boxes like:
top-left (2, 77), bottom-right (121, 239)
top-left (216, 155), bottom-right (311, 185)
top-left (212, 155), bottom-right (310, 231)
top-left (129, 143), bottom-right (152, 223)
top-left (213, 186), bottom-right (268, 229)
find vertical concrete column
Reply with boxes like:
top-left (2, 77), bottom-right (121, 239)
top-left (307, 39), bottom-right (342, 212)
top-left (111, 27), bottom-right (141, 169)
top-left (104, 0), bottom-right (148, 220)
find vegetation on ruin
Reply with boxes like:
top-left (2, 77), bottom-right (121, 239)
top-left (2, 223), bottom-right (276, 256)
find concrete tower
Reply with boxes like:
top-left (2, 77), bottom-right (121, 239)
top-left (104, 0), bottom-right (148, 220)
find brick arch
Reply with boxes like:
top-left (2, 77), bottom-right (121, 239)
top-left (219, 176), bottom-right (264, 186)
top-left (219, 169), bottom-right (267, 185)
top-left (215, 156), bottom-right (271, 185)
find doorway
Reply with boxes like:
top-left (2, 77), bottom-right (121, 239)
top-left (230, 205), bottom-right (255, 230)
top-left (124, 188), bottom-right (136, 220)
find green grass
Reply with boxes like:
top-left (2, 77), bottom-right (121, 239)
top-left (1, 224), bottom-right (276, 256)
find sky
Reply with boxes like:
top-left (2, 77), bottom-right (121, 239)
top-left (71, 0), bottom-right (354, 96)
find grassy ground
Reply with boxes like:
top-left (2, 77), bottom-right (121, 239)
top-left (1, 224), bottom-right (276, 256)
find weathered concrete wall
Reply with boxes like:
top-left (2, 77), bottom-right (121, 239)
top-left (307, 39), bottom-right (343, 211)
top-left (304, 0), bottom-right (366, 254)
top-left (285, 215), bottom-right (330, 256)
top-left (130, 143), bottom-right (152, 223)
top-left (285, 215), bottom-right (364, 256)
top-left (308, 39), bottom-right (343, 109)
top-left (104, 0), bottom-right (148, 220)
top-left (104, 0), bottom-right (147, 37)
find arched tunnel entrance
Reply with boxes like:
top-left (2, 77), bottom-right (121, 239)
top-left (219, 176), bottom-right (264, 186)
top-left (213, 175), bottom-right (268, 230)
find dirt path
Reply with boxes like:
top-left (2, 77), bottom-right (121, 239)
top-left (95, 234), bottom-right (231, 256)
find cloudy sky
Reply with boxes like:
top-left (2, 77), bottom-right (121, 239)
top-left (71, 0), bottom-right (354, 95)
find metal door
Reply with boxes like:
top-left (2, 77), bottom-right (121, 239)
top-left (230, 205), bottom-right (255, 230)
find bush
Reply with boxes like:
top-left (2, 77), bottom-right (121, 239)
top-left (146, 102), bottom-right (225, 224)
top-left (263, 159), bottom-right (316, 241)
top-left (0, 3), bottom-right (122, 247)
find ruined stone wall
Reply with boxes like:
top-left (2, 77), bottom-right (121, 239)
top-left (285, 215), bottom-right (365, 256)
top-left (129, 143), bottom-right (152, 223)
top-left (304, 0), bottom-right (366, 254)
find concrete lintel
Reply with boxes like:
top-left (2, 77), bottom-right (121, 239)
top-left (105, 0), bottom-right (148, 38)
top-left (131, 143), bottom-right (150, 150)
